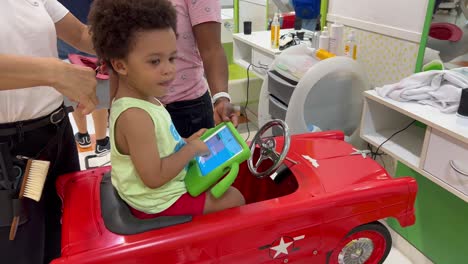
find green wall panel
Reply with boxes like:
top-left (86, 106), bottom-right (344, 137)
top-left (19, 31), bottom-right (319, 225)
top-left (222, 42), bottom-right (234, 65)
top-left (388, 162), bottom-right (468, 264)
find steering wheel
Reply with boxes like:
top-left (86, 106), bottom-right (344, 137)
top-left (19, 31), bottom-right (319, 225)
top-left (248, 119), bottom-right (291, 178)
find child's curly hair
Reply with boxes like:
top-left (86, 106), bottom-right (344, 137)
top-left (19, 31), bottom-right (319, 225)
top-left (88, 0), bottom-right (177, 69)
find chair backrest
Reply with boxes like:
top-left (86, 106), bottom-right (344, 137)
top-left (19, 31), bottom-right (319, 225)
top-left (285, 55), bottom-right (370, 147)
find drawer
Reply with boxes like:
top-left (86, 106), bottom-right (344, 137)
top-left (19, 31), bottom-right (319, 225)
top-left (267, 70), bottom-right (297, 105)
top-left (251, 48), bottom-right (274, 75)
top-left (423, 128), bottom-right (468, 196)
top-left (268, 95), bottom-right (287, 121)
top-left (269, 95), bottom-right (288, 136)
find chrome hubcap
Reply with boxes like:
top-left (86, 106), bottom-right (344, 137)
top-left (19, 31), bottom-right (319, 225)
top-left (337, 238), bottom-right (374, 264)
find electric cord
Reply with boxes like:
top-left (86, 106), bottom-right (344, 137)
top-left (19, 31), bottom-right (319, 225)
top-left (367, 143), bottom-right (385, 159)
top-left (244, 63), bottom-right (268, 142)
top-left (369, 120), bottom-right (417, 160)
top-left (367, 143), bottom-right (387, 169)
top-left (279, 32), bottom-right (301, 50)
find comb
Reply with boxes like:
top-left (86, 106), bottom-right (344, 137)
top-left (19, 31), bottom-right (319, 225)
top-left (9, 159), bottom-right (50, 240)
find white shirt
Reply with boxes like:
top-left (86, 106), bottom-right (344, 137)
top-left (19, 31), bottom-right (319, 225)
top-left (0, 0), bottom-right (68, 123)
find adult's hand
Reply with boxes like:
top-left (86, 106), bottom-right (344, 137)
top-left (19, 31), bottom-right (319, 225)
top-left (53, 60), bottom-right (98, 114)
top-left (213, 98), bottom-right (238, 127)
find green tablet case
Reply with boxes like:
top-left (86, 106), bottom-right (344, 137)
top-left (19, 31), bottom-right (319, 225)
top-left (185, 122), bottom-right (251, 198)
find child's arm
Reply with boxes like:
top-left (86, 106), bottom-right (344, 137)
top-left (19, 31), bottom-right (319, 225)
top-left (115, 108), bottom-right (208, 189)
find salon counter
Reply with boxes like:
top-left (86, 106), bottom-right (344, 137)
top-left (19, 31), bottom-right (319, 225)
top-left (233, 29), bottom-right (313, 78)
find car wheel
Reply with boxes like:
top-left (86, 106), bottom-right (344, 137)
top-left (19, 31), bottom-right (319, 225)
top-left (327, 222), bottom-right (392, 264)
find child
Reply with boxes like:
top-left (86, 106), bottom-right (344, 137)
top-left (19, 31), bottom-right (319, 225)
top-left (88, 0), bottom-right (245, 218)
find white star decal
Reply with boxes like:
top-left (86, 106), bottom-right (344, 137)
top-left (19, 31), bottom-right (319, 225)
top-left (350, 148), bottom-right (371, 158)
top-left (270, 237), bottom-right (293, 258)
top-left (302, 155), bottom-right (319, 168)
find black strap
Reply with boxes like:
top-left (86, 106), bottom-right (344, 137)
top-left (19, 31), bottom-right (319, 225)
top-left (0, 106), bottom-right (73, 137)
top-left (0, 189), bottom-right (27, 227)
top-left (0, 143), bottom-right (14, 189)
top-left (32, 116), bottom-right (69, 174)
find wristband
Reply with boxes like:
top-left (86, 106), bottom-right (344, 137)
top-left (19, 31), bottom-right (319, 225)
top-left (212, 92), bottom-right (231, 104)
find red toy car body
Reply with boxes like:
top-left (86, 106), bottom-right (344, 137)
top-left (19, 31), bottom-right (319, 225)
top-left (52, 131), bottom-right (417, 264)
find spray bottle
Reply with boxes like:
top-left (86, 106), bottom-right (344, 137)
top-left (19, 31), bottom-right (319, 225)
top-left (329, 22), bottom-right (344, 55)
top-left (344, 30), bottom-right (357, 60)
top-left (318, 26), bottom-right (330, 51)
top-left (271, 13), bottom-right (280, 49)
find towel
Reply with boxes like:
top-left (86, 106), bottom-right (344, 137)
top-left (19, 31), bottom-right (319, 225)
top-left (376, 67), bottom-right (468, 113)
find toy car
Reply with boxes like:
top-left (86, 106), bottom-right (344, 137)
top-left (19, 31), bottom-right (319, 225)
top-left (51, 120), bottom-right (417, 264)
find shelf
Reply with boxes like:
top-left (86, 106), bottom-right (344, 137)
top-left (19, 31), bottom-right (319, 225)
top-left (233, 59), bottom-right (251, 69)
top-left (233, 31), bottom-right (282, 56)
top-left (361, 95), bottom-right (426, 169)
top-left (233, 59), bottom-right (266, 80)
top-left (362, 125), bottom-right (425, 169)
top-left (364, 90), bottom-right (468, 145)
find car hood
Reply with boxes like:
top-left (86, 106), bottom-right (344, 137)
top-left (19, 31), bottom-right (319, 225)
top-left (288, 137), bottom-right (390, 193)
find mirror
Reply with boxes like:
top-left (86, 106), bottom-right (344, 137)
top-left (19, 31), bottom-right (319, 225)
top-left (267, 0), bottom-right (295, 28)
top-left (236, 0), bottom-right (326, 33)
top-left (424, 0), bottom-right (468, 69)
top-left (221, 0), bottom-right (235, 64)
top-left (221, 0), bottom-right (234, 33)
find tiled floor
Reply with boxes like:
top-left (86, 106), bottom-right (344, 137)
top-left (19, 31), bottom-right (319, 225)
top-left (385, 247), bottom-right (413, 264)
top-left (69, 114), bottom-right (422, 264)
top-left (69, 113), bottom-right (110, 170)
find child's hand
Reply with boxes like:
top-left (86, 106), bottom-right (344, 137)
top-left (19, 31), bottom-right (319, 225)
top-left (188, 139), bottom-right (210, 156)
top-left (186, 128), bottom-right (207, 142)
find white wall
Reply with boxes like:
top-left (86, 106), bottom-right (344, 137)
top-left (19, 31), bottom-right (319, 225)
top-left (328, 0), bottom-right (430, 42)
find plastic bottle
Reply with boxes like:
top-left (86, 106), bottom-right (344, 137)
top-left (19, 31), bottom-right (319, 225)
top-left (270, 13), bottom-right (280, 49)
top-left (344, 30), bottom-right (357, 60)
top-left (313, 31), bottom-right (321, 49)
top-left (329, 22), bottom-right (344, 55)
top-left (318, 26), bottom-right (330, 51)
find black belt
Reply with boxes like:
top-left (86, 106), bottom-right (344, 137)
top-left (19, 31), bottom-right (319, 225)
top-left (0, 106), bottom-right (73, 137)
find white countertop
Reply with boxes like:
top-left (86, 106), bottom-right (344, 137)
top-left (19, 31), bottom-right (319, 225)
top-left (233, 29), bottom-right (316, 56)
top-left (233, 30), bottom-right (283, 56)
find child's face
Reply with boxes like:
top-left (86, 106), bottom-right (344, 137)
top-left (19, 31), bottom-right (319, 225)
top-left (116, 28), bottom-right (177, 97)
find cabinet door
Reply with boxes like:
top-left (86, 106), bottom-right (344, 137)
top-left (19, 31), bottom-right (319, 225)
top-left (239, 0), bottom-right (267, 33)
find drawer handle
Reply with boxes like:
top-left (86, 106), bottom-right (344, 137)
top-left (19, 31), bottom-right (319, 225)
top-left (450, 160), bottom-right (468, 176)
top-left (257, 61), bottom-right (269, 68)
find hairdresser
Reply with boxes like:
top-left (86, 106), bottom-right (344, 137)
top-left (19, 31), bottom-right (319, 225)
top-left (0, 1), bottom-right (97, 263)
top-left (162, 0), bottom-right (238, 137)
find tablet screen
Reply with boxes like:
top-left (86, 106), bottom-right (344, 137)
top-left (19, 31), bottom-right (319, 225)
top-left (195, 125), bottom-right (243, 176)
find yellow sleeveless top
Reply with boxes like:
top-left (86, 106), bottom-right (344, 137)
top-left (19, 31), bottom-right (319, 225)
top-left (110, 97), bottom-right (187, 214)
